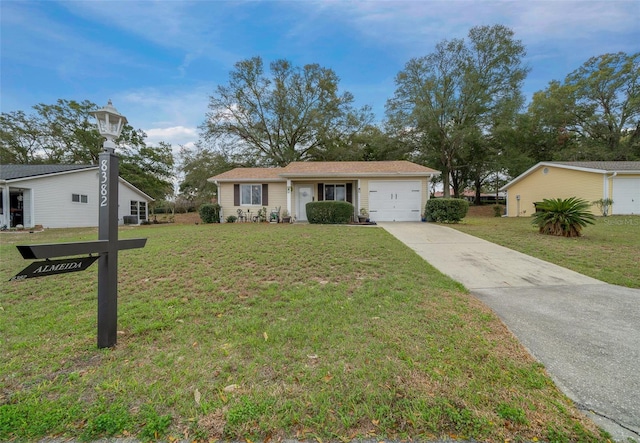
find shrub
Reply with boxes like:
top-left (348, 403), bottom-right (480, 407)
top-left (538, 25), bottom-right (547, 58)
top-left (531, 197), bottom-right (595, 237)
top-left (306, 201), bottom-right (354, 224)
top-left (493, 204), bottom-right (504, 217)
top-left (199, 203), bottom-right (221, 223)
top-left (425, 198), bottom-right (469, 223)
top-left (225, 215), bottom-right (237, 223)
top-left (592, 198), bottom-right (613, 216)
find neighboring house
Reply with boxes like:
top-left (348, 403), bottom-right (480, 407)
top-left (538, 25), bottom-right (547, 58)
top-left (209, 161), bottom-right (440, 222)
top-left (0, 164), bottom-right (154, 229)
top-left (433, 189), bottom-right (506, 204)
top-left (500, 161), bottom-right (640, 217)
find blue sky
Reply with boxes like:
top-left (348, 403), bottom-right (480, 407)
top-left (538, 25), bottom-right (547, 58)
top-left (2, 0), bottom-right (639, 152)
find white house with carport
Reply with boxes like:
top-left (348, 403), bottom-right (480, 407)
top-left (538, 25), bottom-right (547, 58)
top-left (0, 164), bottom-right (154, 229)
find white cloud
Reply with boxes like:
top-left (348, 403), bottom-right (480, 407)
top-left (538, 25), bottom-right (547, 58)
top-left (145, 126), bottom-right (198, 148)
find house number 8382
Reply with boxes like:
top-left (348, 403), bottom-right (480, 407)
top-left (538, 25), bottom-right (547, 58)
top-left (100, 159), bottom-right (108, 207)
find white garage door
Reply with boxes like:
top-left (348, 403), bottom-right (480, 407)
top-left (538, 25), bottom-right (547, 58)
top-left (369, 181), bottom-right (422, 222)
top-left (613, 178), bottom-right (640, 214)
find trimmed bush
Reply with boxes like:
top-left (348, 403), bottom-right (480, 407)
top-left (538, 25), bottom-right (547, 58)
top-left (531, 197), bottom-right (595, 237)
top-left (199, 203), bottom-right (221, 223)
top-left (306, 201), bottom-right (354, 224)
top-left (425, 198), bottom-right (469, 223)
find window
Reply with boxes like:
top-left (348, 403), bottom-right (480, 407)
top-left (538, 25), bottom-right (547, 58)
top-left (130, 201), bottom-right (138, 217)
top-left (241, 184), bottom-right (262, 206)
top-left (130, 201), bottom-right (148, 221)
top-left (72, 194), bottom-right (88, 203)
top-left (324, 184), bottom-right (346, 201)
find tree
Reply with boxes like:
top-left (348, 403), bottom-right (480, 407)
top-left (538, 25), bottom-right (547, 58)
top-left (386, 25), bottom-right (529, 197)
top-left (178, 144), bottom-right (237, 206)
top-left (524, 52), bottom-right (640, 161)
top-left (0, 99), bottom-right (175, 200)
top-left (201, 56), bottom-right (373, 166)
top-left (119, 141), bottom-right (175, 201)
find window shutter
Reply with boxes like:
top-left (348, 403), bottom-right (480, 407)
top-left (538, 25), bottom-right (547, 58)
top-left (317, 183), bottom-right (324, 201)
top-left (234, 184), bottom-right (240, 206)
top-left (346, 183), bottom-right (353, 203)
top-left (262, 184), bottom-right (269, 206)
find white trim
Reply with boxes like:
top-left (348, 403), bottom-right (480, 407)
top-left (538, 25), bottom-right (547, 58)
top-left (501, 162), bottom-right (640, 191)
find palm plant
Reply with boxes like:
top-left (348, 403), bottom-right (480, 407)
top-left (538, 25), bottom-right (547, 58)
top-left (531, 197), bottom-right (595, 237)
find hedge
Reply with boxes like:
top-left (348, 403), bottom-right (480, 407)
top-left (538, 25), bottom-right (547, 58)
top-left (306, 201), bottom-right (354, 224)
top-left (425, 198), bottom-right (469, 223)
top-left (199, 203), bottom-right (221, 223)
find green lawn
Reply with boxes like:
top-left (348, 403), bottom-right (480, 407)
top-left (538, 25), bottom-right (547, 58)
top-left (449, 215), bottom-right (640, 288)
top-left (1, 224), bottom-right (608, 442)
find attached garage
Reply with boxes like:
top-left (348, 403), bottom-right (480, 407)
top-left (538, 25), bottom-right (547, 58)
top-left (613, 178), bottom-right (640, 215)
top-left (368, 180), bottom-right (422, 222)
top-left (501, 161), bottom-right (640, 217)
top-left (211, 161), bottom-right (441, 223)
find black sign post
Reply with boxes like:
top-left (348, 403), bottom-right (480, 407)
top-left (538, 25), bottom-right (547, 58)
top-left (10, 101), bottom-right (146, 349)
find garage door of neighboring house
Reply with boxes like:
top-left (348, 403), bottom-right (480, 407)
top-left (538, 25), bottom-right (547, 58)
top-left (613, 178), bottom-right (640, 214)
top-left (369, 181), bottom-right (421, 222)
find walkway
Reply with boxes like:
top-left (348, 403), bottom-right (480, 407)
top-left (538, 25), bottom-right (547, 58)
top-left (379, 222), bottom-right (640, 442)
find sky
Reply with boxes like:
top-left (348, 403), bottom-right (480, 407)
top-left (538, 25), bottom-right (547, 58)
top-left (1, 0), bottom-right (639, 154)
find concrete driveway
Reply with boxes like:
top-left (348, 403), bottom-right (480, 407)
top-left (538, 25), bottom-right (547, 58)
top-left (379, 222), bottom-right (640, 442)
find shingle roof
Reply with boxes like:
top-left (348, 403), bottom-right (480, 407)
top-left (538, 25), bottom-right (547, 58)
top-left (210, 167), bottom-right (285, 182)
top-left (549, 161), bottom-right (640, 172)
top-left (0, 164), bottom-right (95, 180)
top-left (281, 161), bottom-right (439, 176)
top-left (210, 161), bottom-right (440, 182)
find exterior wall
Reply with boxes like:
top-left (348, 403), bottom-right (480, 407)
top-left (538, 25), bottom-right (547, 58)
top-left (505, 166), bottom-right (603, 217)
top-left (6, 170), bottom-right (152, 228)
top-left (218, 182), bottom-right (287, 221)
top-left (219, 176), bottom-right (433, 222)
top-left (118, 182), bottom-right (151, 223)
top-left (289, 176), bottom-right (430, 220)
top-left (26, 169), bottom-right (100, 228)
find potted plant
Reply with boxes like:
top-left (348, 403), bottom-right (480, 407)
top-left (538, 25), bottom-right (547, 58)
top-left (281, 209), bottom-right (291, 224)
top-left (358, 208), bottom-right (368, 223)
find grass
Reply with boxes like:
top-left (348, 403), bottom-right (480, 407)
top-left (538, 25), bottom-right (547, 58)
top-left (1, 222), bottom-right (609, 442)
top-left (450, 212), bottom-right (640, 288)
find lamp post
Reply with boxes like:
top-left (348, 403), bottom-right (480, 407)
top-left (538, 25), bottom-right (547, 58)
top-left (90, 100), bottom-right (127, 348)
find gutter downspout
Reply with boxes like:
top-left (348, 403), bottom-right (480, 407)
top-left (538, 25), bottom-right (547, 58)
top-left (605, 172), bottom-right (617, 215)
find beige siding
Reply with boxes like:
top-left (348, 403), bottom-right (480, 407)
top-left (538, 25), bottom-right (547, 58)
top-left (218, 182), bottom-right (287, 221)
top-left (220, 176), bottom-right (432, 221)
top-left (506, 166), bottom-right (604, 217)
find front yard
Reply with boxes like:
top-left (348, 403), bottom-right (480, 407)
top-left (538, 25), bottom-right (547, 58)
top-left (1, 223), bottom-right (608, 442)
top-left (450, 214), bottom-right (640, 288)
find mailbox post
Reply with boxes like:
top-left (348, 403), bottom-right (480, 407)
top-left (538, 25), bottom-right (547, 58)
top-left (11, 101), bottom-right (146, 349)
top-left (93, 100), bottom-right (127, 348)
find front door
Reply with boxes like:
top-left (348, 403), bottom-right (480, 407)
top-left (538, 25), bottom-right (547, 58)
top-left (297, 186), bottom-right (313, 221)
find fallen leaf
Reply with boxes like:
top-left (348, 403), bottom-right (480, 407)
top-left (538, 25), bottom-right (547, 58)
top-left (194, 388), bottom-right (201, 405)
top-left (223, 384), bottom-right (238, 392)
top-left (192, 341), bottom-right (198, 347)
top-left (322, 374), bottom-right (333, 382)
top-left (372, 419), bottom-right (379, 426)
top-left (263, 331), bottom-right (268, 341)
